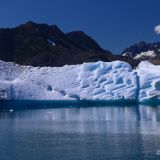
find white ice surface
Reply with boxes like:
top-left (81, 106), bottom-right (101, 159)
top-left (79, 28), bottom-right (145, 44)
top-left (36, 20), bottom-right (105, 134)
top-left (136, 61), bottom-right (160, 102)
top-left (0, 60), bottom-right (160, 102)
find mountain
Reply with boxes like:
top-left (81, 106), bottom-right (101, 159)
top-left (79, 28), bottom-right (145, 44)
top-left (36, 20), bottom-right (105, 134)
top-left (0, 21), bottom-right (114, 67)
top-left (1, 21), bottom-right (160, 68)
top-left (122, 41), bottom-right (160, 65)
top-left (66, 31), bottom-right (103, 51)
top-left (122, 41), bottom-right (160, 56)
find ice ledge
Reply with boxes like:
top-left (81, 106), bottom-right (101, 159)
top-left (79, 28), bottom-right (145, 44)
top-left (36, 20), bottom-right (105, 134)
top-left (0, 60), bottom-right (160, 102)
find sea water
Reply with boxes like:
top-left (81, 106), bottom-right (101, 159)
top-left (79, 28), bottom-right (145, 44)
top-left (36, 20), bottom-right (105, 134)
top-left (0, 101), bottom-right (160, 160)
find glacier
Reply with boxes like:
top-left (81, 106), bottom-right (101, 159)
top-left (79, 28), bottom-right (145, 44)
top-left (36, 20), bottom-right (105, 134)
top-left (0, 60), bottom-right (160, 103)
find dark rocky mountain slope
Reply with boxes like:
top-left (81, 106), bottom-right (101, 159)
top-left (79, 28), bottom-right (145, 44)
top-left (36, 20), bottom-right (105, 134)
top-left (0, 21), bottom-right (160, 68)
top-left (121, 41), bottom-right (160, 66)
top-left (0, 21), bottom-right (114, 67)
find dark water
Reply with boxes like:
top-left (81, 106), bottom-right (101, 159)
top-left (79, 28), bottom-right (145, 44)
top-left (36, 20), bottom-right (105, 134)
top-left (0, 102), bottom-right (160, 160)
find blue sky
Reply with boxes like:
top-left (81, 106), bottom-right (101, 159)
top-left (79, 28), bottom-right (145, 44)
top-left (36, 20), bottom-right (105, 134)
top-left (0, 0), bottom-right (159, 53)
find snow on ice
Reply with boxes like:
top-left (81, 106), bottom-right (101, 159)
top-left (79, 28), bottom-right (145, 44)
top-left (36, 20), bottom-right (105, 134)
top-left (0, 60), bottom-right (160, 103)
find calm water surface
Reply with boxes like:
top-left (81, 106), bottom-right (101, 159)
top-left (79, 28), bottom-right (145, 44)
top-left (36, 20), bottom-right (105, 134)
top-left (0, 102), bottom-right (160, 160)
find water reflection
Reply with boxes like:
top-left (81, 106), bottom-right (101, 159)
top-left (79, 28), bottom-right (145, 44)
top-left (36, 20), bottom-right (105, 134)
top-left (0, 104), bottom-right (160, 135)
top-left (0, 104), bottom-right (160, 160)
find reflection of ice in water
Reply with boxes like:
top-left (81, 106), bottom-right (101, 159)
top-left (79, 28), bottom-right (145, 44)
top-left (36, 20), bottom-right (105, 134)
top-left (0, 105), bottom-right (160, 134)
top-left (44, 107), bottom-right (138, 122)
top-left (138, 105), bottom-right (160, 135)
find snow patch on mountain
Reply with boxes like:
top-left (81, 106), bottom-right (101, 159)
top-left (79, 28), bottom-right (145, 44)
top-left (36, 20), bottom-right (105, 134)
top-left (122, 52), bottom-right (133, 58)
top-left (133, 51), bottom-right (156, 60)
top-left (48, 39), bottom-right (56, 46)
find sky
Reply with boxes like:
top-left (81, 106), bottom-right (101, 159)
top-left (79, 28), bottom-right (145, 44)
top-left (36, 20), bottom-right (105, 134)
top-left (0, 0), bottom-right (159, 53)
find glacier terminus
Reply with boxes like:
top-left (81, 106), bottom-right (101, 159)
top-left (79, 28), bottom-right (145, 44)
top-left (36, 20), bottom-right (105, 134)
top-left (0, 60), bottom-right (160, 103)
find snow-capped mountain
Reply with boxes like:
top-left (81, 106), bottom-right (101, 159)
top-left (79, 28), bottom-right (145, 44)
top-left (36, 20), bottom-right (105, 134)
top-left (122, 42), bottom-right (160, 65)
top-left (0, 60), bottom-right (160, 103)
top-left (122, 41), bottom-right (160, 57)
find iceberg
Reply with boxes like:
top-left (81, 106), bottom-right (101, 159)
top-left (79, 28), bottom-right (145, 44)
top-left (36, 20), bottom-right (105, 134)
top-left (0, 60), bottom-right (160, 103)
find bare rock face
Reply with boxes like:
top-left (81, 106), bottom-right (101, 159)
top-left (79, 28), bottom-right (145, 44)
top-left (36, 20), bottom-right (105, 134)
top-left (0, 21), bottom-right (114, 67)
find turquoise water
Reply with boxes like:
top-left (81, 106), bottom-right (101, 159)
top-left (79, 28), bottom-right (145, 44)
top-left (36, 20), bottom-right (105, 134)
top-left (0, 101), bottom-right (160, 160)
